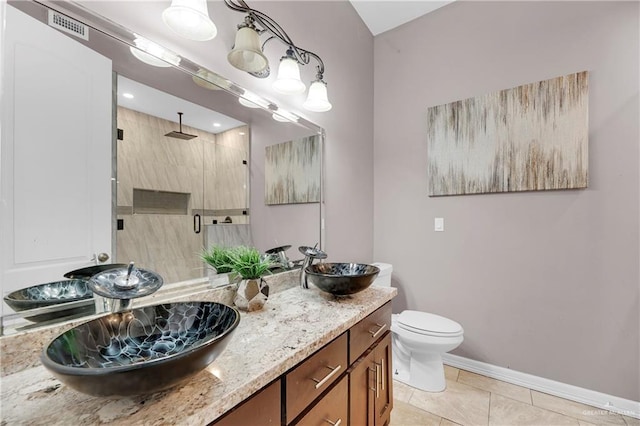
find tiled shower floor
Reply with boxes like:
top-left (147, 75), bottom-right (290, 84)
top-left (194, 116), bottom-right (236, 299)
top-left (390, 366), bottom-right (639, 426)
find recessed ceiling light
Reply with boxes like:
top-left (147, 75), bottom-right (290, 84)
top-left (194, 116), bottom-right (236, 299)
top-left (213, 122), bottom-right (221, 127)
top-left (122, 93), bottom-right (134, 99)
top-left (239, 132), bottom-right (245, 136)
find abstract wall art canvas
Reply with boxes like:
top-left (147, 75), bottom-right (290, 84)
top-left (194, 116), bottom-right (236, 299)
top-left (427, 71), bottom-right (589, 196)
top-left (265, 135), bottom-right (320, 205)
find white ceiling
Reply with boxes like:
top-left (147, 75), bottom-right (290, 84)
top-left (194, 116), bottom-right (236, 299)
top-left (117, 76), bottom-right (245, 134)
top-left (350, 0), bottom-right (455, 36)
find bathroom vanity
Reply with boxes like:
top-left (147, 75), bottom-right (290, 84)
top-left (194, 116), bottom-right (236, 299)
top-left (0, 276), bottom-right (396, 425)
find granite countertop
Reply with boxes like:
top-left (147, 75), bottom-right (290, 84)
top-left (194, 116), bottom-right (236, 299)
top-left (0, 284), bottom-right (396, 425)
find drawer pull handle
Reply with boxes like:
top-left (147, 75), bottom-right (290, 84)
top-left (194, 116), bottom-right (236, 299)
top-left (375, 363), bottom-right (380, 398)
top-left (368, 323), bottom-right (387, 339)
top-left (324, 419), bottom-right (342, 426)
top-left (369, 367), bottom-right (377, 392)
top-left (311, 365), bottom-right (341, 389)
top-left (381, 357), bottom-right (385, 391)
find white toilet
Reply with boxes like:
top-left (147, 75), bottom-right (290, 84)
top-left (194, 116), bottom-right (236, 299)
top-left (372, 263), bottom-right (464, 392)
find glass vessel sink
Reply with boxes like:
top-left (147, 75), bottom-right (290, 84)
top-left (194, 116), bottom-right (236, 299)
top-left (63, 263), bottom-right (128, 279)
top-left (3, 279), bottom-right (94, 322)
top-left (305, 263), bottom-right (380, 296)
top-left (41, 301), bottom-right (240, 396)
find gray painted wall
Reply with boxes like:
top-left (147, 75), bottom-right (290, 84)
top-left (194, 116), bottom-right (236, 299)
top-left (373, 1), bottom-right (639, 400)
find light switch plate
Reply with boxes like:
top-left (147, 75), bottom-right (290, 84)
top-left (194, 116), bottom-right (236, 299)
top-left (434, 217), bottom-right (444, 232)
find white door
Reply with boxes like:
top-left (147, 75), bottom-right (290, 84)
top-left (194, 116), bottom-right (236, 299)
top-left (0, 5), bottom-right (112, 312)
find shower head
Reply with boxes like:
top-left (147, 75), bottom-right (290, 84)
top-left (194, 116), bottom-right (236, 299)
top-left (165, 112), bottom-right (197, 140)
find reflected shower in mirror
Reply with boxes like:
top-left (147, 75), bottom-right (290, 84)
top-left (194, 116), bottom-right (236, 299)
top-left (115, 76), bottom-right (250, 284)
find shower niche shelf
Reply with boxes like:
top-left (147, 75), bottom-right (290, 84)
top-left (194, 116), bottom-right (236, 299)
top-left (132, 188), bottom-right (190, 215)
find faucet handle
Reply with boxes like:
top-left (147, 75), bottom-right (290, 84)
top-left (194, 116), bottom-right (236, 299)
top-left (88, 263), bottom-right (164, 300)
top-left (298, 245), bottom-right (327, 259)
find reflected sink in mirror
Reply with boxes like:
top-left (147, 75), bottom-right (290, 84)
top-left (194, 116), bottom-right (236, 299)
top-left (41, 301), bottom-right (240, 396)
top-left (305, 263), bottom-right (380, 296)
top-left (63, 263), bottom-right (128, 279)
top-left (3, 279), bottom-right (94, 323)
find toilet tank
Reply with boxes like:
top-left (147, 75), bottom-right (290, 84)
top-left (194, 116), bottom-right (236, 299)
top-left (371, 263), bottom-right (392, 287)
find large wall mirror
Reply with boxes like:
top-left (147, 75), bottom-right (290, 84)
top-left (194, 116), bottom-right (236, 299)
top-left (0, 0), bottom-right (324, 334)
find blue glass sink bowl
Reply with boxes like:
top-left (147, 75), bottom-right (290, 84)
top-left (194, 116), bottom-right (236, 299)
top-left (305, 263), bottom-right (380, 296)
top-left (3, 279), bottom-right (94, 322)
top-left (41, 301), bottom-right (240, 397)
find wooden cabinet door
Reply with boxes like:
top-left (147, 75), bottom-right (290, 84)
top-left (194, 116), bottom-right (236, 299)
top-left (348, 349), bottom-right (375, 426)
top-left (373, 332), bottom-right (393, 426)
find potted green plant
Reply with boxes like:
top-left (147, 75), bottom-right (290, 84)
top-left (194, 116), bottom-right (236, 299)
top-left (201, 246), bottom-right (237, 287)
top-left (227, 246), bottom-right (273, 311)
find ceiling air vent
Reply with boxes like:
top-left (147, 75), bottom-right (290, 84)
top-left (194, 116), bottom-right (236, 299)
top-left (47, 10), bottom-right (89, 41)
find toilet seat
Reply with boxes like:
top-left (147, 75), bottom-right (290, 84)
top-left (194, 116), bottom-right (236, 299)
top-left (396, 311), bottom-right (464, 337)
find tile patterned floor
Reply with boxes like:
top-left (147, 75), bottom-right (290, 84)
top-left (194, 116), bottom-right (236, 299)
top-left (390, 366), bottom-right (639, 426)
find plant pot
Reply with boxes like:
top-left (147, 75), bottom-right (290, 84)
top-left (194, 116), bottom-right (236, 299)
top-left (234, 278), bottom-right (269, 312)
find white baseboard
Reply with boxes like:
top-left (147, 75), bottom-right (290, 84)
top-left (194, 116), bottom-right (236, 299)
top-left (442, 353), bottom-right (640, 420)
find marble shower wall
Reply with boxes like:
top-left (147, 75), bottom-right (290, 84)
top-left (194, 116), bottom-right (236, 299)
top-left (116, 107), bottom-right (249, 283)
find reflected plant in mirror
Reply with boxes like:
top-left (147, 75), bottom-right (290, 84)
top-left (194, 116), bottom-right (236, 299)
top-left (201, 246), bottom-right (235, 275)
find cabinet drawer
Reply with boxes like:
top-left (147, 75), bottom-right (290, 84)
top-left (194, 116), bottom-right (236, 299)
top-left (349, 302), bottom-right (392, 364)
top-left (213, 380), bottom-right (280, 426)
top-left (286, 333), bottom-right (348, 424)
top-left (293, 375), bottom-right (348, 426)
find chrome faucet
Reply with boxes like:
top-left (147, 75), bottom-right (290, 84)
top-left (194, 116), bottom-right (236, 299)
top-left (88, 262), bottom-right (164, 313)
top-left (299, 245), bottom-right (327, 289)
top-left (265, 245), bottom-right (292, 270)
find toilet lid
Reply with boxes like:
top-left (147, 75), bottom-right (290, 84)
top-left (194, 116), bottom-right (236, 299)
top-left (397, 311), bottom-right (463, 337)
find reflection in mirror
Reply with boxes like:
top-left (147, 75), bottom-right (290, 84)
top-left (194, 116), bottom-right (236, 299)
top-left (115, 75), bottom-right (250, 284)
top-left (0, 0), bottom-right (324, 334)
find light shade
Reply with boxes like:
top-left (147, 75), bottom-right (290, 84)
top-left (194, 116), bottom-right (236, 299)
top-left (227, 26), bottom-right (268, 73)
top-left (272, 110), bottom-right (299, 123)
top-left (238, 91), bottom-right (270, 109)
top-left (303, 80), bottom-right (332, 112)
top-left (162, 0), bottom-right (217, 41)
top-left (272, 56), bottom-right (306, 95)
top-left (192, 69), bottom-right (226, 91)
top-left (130, 36), bottom-right (181, 68)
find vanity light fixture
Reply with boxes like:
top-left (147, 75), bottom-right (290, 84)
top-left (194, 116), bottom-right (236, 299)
top-left (272, 109), bottom-right (299, 123)
top-left (303, 77), bottom-right (332, 112)
top-left (227, 16), bottom-right (269, 73)
top-left (272, 48), bottom-right (306, 95)
top-left (238, 90), bottom-right (270, 109)
top-left (223, 0), bottom-right (333, 112)
top-left (162, 0), bottom-right (217, 41)
top-left (130, 35), bottom-right (181, 68)
top-left (192, 68), bottom-right (225, 90)
top-left (238, 97), bottom-right (260, 108)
